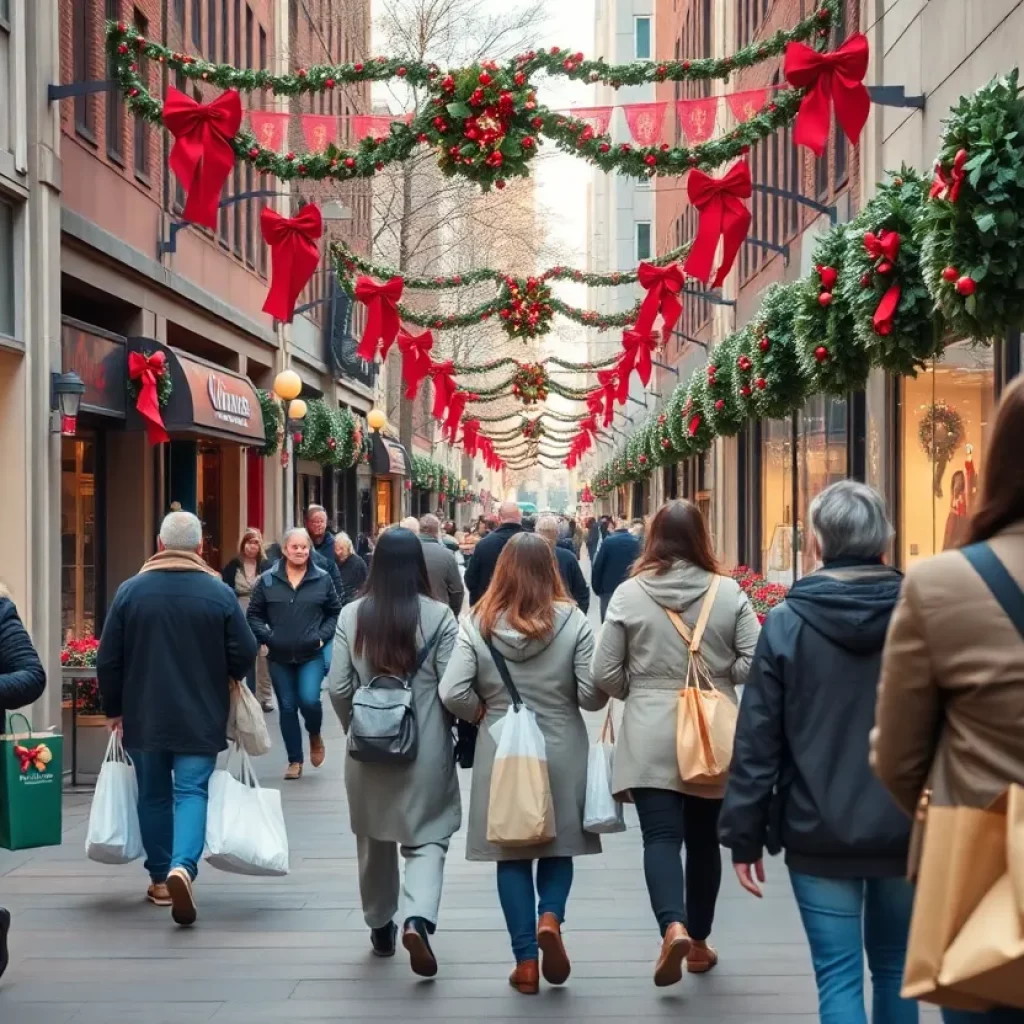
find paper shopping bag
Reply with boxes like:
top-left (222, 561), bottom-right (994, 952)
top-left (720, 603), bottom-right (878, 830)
top-left (0, 713), bottom-right (63, 850)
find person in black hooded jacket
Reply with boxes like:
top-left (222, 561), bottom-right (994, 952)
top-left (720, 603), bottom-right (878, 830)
top-left (719, 481), bottom-right (917, 1024)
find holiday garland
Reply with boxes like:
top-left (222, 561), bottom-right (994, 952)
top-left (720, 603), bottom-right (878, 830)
top-left (127, 353), bottom-right (173, 406)
top-left (291, 398), bottom-right (362, 468)
top-left (745, 284), bottom-right (807, 420)
top-left (256, 388), bottom-right (283, 456)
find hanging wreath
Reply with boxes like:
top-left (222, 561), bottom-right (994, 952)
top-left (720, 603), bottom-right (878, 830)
top-left (521, 417), bottom-right (544, 440)
top-left (127, 351), bottom-right (173, 406)
top-left (746, 283), bottom-right (808, 420)
top-left (511, 363), bottom-right (549, 404)
top-left (256, 389), bottom-right (283, 456)
top-left (919, 401), bottom-right (964, 498)
top-left (697, 330), bottom-right (749, 438)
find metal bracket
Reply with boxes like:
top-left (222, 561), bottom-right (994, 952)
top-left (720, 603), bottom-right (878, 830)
top-left (744, 236), bottom-right (790, 265)
top-left (291, 296), bottom-right (332, 317)
top-left (752, 183), bottom-right (839, 226)
top-left (867, 85), bottom-right (925, 110)
top-left (684, 285), bottom-right (735, 308)
top-left (48, 79), bottom-right (115, 101)
top-left (652, 359), bottom-right (680, 376)
top-left (627, 395), bottom-right (646, 408)
top-left (671, 330), bottom-right (710, 351)
top-left (157, 189), bottom-right (288, 256)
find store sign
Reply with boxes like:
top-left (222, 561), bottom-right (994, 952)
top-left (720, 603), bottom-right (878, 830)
top-left (173, 350), bottom-right (265, 445)
top-left (207, 373), bottom-right (252, 427)
top-left (61, 322), bottom-right (127, 417)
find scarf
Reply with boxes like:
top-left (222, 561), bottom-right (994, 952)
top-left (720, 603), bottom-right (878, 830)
top-left (138, 549), bottom-right (220, 578)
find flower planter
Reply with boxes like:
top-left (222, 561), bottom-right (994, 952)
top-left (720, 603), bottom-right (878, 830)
top-left (61, 667), bottom-right (105, 785)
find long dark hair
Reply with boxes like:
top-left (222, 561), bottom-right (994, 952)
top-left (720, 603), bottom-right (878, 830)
top-left (967, 376), bottom-right (1024, 543)
top-left (631, 500), bottom-right (719, 576)
top-left (354, 527), bottom-right (431, 675)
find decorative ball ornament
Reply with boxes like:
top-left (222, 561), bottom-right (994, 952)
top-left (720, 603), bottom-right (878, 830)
top-left (942, 266), bottom-right (959, 282)
top-left (955, 276), bottom-right (976, 296)
top-left (759, 337), bottom-right (771, 352)
top-left (814, 345), bottom-right (829, 362)
top-left (287, 398), bottom-right (307, 420)
top-left (367, 408), bottom-right (387, 431)
top-left (273, 369), bottom-right (302, 401)
top-left (818, 291), bottom-right (833, 307)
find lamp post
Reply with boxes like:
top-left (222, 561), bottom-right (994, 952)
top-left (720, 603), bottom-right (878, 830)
top-left (274, 370), bottom-right (305, 528)
top-left (51, 372), bottom-right (86, 436)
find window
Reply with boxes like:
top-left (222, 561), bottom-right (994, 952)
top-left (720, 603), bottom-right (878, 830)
top-left (259, 25), bottom-right (268, 275)
top-left (634, 16), bottom-right (651, 59)
top-left (0, 0), bottom-right (8, 22)
top-left (173, 0), bottom-right (185, 31)
top-left (796, 394), bottom-right (848, 579)
top-left (233, 0), bottom-right (240, 71)
top-left (106, 0), bottom-right (125, 162)
top-left (133, 9), bottom-right (150, 178)
top-left (233, 165), bottom-right (242, 255)
top-left (815, 145), bottom-right (830, 199)
top-left (221, 0), bottom-right (229, 63)
top-left (208, 0), bottom-right (216, 57)
top-left (174, 69), bottom-right (187, 209)
top-left (244, 6), bottom-right (254, 264)
top-left (73, 0), bottom-right (96, 137)
top-left (0, 199), bottom-right (13, 337)
top-left (191, 0), bottom-right (202, 49)
top-left (635, 221), bottom-right (652, 261)
top-left (0, 1), bottom-right (9, 155)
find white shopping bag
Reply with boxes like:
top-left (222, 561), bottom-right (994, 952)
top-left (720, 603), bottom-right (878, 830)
top-left (226, 679), bottom-right (272, 757)
top-left (584, 706), bottom-right (625, 834)
top-left (85, 732), bottom-right (144, 864)
top-left (204, 744), bottom-right (289, 876)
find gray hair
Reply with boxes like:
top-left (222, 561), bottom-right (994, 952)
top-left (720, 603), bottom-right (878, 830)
top-left (809, 480), bottom-right (893, 562)
top-left (399, 516), bottom-right (420, 534)
top-left (305, 504), bottom-right (327, 521)
top-left (281, 526), bottom-right (312, 549)
top-left (536, 514), bottom-right (560, 544)
top-left (159, 511), bottom-right (203, 552)
top-left (334, 531), bottom-right (352, 553)
top-left (419, 514), bottom-right (440, 537)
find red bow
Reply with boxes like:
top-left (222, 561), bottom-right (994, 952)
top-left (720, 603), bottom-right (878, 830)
top-left (429, 361), bottom-right (457, 421)
top-left (355, 276), bottom-right (404, 361)
top-left (683, 161), bottom-right (753, 288)
top-left (635, 263), bottom-right (685, 344)
top-left (128, 350), bottom-right (170, 446)
top-left (260, 205), bottom-right (323, 323)
top-left (461, 418), bottom-right (481, 457)
top-left (580, 414), bottom-right (598, 438)
top-left (13, 744), bottom-right (44, 774)
top-left (617, 329), bottom-right (658, 402)
top-left (596, 369), bottom-right (621, 423)
top-left (443, 392), bottom-right (473, 442)
top-left (163, 87), bottom-right (242, 230)
top-left (873, 284), bottom-right (901, 337)
top-left (398, 328), bottom-right (434, 400)
top-left (930, 148), bottom-right (968, 203)
top-left (863, 229), bottom-right (900, 265)
top-left (784, 34), bottom-right (870, 158)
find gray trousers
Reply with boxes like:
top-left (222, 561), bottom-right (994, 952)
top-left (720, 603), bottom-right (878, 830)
top-left (357, 836), bottom-right (449, 930)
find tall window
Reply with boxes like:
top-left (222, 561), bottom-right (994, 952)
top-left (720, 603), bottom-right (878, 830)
top-left (233, 0), bottom-right (240, 74)
top-left (231, 0), bottom-right (242, 255)
top-left (221, 0), bottom-right (229, 62)
top-left (191, 0), bottom-right (202, 49)
top-left (174, 68), bottom-right (187, 209)
top-left (634, 16), bottom-right (651, 59)
top-left (133, 9), bottom-right (150, 178)
top-left (0, 199), bottom-right (13, 337)
top-left (105, 0), bottom-right (124, 161)
top-left (73, 0), bottom-right (96, 136)
top-left (0, 0), bottom-right (9, 155)
top-left (208, 0), bottom-right (216, 56)
top-left (635, 221), bottom-right (652, 262)
top-left (244, 5), bottom-right (254, 265)
top-left (258, 26), bottom-right (268, 275)
top-left (173, 0), bottom-right (185, 31)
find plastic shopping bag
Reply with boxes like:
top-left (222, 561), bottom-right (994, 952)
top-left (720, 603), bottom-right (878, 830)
top-left (85, 732), bottom-right (143, 864)
top-left (584, 707), bottom-right (625, 835)
top-left (227, 679), bottom-right (272, 757)
top-left (205, 744), bottom-right (289, 876)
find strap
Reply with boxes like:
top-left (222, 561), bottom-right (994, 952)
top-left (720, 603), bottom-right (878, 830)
top-left (600, 704), bottom-right (616, 744)
top-left (962, 543), bottom-right (1024, 642)
top-left (484, 640), bottom-right (524, 709)
top-left (665, 575), bottom-right (722, 653)
top-left (413, 621), bottom-right (445, 677)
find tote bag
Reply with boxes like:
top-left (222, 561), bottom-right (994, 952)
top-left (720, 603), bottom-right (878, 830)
top-left (85, 731), bottom-right (143, 864)
top-left (226, 679), bottom-right (272, 757)
top-left (584, 705), bottom-right (625, 834)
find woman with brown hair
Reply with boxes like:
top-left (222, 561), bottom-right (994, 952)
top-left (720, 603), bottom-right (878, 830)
top-left (440, 533), bottom-right (607, 995)
top-left (591, 499), bottom-right (760, 987)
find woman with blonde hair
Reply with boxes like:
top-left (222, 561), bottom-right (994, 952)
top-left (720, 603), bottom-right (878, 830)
top-left (440, 533), bottom-right (607, 995)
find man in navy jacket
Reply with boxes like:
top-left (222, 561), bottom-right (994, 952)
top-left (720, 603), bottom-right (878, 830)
top-left (591, 517), bottom-right (641, 621)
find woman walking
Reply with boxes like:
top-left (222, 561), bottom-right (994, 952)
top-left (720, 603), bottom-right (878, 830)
top-left (247, 527), bottom-right (341, 780)
top-left (221, 528), bottom-right (274, 712)
top-left (591, 500), bottom-right (759, 986)
top-left (328, 528), bottom-right (460, 978)
top-left (440, 533), bottom-right (607, 994)
top-left (874, 377), bottom-right (1024, 1024)
top-left (332, 531), bottom-right (368, 605)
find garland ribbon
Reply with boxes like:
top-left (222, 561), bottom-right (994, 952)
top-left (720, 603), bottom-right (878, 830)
top-left (930, 148), bottom-right (967, 202)
top-left (784, 34), bottom-right (870, 158)
top-left (873, 284), bottom-right (901, 336)
top-left (443, 391), bottom-right (472, 442)
top-left (398, 328), bottom-right (434, 399)
top-left (163, 87), bottom-right (242, 230)
top-left (260, 204), bottom-right (322, 322)
top-left (683, 160), bottom-right (753, 287)
top-left (863, 229), bottom-right (900, 266)
top-left (635, 262), bottom-right (685, 343)
top-left (355, 275), bottom-right (404, 360)
top-left (618, 329), bottom-right (658, 402)
top-left (128, 350), bottom-right (170, 445)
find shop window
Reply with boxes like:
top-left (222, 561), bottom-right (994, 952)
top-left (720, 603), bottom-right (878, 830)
top-left (197, 442), bottom-right (223, 570)
top-left (899, 341), bottom-right (995, 566)
top-left (796, 393), bottom-right (848, 578)
top-left (73, 0), bottom-right (96, 138)
top-left (761, 418), bottom-right (794, 583)
top-left (634, 17), bottom-right (651, 59)
top-left (133, 9), bottom-right (150, 180)
top-left (61, 435), bottom-right (98, 640)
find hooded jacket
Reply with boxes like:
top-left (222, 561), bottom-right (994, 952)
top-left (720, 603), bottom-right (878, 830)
top-left (719, 562), bottom-right (911, 879)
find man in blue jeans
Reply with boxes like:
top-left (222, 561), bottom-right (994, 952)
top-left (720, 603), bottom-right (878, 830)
top-left (98, 511), bottom-right (257, 926)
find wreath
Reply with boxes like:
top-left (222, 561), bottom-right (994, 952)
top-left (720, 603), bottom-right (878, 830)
top-left (127, 352), bottom-right (173, 406)
top-left (256, 388), bottom-right (283, 456)
top-left (919, 401), bottom-right (964, 498)
top-left (693, 330), bottom-right (747, 438)
top-left (645, 412), bottom-right (674, 464)
top-left (746, 282), bottom-right (808, 420)
top-left (511, 363), bottom-right (549, 404)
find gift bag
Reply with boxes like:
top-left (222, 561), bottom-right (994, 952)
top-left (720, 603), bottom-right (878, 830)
top-left (227, 679), bottom-right (272, 757)
top-left (85, 731), bottom-right (143, 864)
top-left (0, 713), bottom-right (63, 851)
top-left (584, 706), bottom-right (625, 834)
top-left (205, 744), bottom-right (289, 876)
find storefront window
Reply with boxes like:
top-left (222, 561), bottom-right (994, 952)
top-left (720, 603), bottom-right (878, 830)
top-left (61, 435), bottom-right (98, 639)
top-left (796, 394), bottom-right (848, 578)
top-left (899, 340), bottom-right (994, 567)
top-left (197, 442), bottom-right (223, 570)
top-left (761, 418), bottom-right (794, 583)
top-left (375, 479), bottom-right (393, 529)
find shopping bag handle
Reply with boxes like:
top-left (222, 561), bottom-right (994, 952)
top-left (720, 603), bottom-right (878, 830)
top-left (484, 640), bottom-right (524, 711)
top-left (4, 712), bottom-right (33, 739)
top-left (225, 741), bottom-right (263, 790)
top-left (600, 704), bottom-right (616, 744)
top-left (103, 730), bottom-right (133, 766)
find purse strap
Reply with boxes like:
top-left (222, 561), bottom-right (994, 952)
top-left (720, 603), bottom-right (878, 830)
top-left (484, 640), bottom-right (524, 710)
top-left (962, 542), bottom-right (1024, 641)
top-left (665, 575), bottom-right (722, 653)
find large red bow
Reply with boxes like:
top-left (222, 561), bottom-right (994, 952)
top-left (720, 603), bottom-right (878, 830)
top-left (617, 329), bottom-right (658, 403)
top-left (683, 161), bottom-right (753, 288)
top-left (580, 414), bottom-right (598, 438)
top-left (128, 350), bottom-right (170, 446)
top-left (398, 328), bottom-right (434, 400)
top-left (635, 263), bottom-right (685, 344)
top-left (260, 205), bottom-right (323, 322)
top-left (596, 369), bottom-right (621, 424)
top-left (355, 276), bottom-right (404, 361)
top-left (784, 34), bottom-right (870, 158)
top-left (163, 87), bottom-right (242, 230)
top-left (863, 229), bottom-right (900, 265)
top-left (930, 149), bottom-right (968, 203)
top-left (443, 391), bottom-right (473, 442)
top-left (429, 361), bottom-right (457, 421)
top-left (461, 418), bottom-right (481, 457)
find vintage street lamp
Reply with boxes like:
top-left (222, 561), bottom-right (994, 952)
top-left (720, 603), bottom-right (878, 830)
top-left (51, 371), bottom-right (87, 436)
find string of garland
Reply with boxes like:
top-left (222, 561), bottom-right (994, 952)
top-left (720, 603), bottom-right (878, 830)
top-left (256, 389), bottom-right (283, 456)
top-left (291, 398), bottom-right (362, 468)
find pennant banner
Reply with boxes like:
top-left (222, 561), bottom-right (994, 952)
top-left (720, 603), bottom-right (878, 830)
top-left (249, 110), bottom-right (289, 152)
top-left (623, 102), bottom-right (668, 146)
top-left (677, 97), bottom-right (718, 144)
top-left (727, 88), bottom-right (770, 124)
top-left (568, 106), bottom-right (613, 135)
top-left (302, 114), bottom-right (338, 154)
top-left (351, 113), bottom-right (413, 142)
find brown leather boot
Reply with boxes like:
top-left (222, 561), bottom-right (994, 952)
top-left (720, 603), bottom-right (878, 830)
top-left (687, 941), bottom-right (719, 974)
top-left (310, 734), bottom-right (326, 768)
top-left (654, 922), bottom-right (691, 987)
top-left (537, 912), bottom-right (570, 985)
top-left (508, 959), bottom-right (540, 994)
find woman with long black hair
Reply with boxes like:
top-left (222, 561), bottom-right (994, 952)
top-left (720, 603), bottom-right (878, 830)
top-left (327, 527), bottom-right (460, 979)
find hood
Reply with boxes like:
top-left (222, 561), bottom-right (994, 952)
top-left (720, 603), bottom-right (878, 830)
top-left (635, 562), bottom-right (717, 611)
top-left (484, 603), bottom-right (574, 663)
top-left (784, 564), bottom-right (904, 654)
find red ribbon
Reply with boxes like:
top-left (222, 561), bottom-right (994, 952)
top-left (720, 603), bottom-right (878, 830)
top-left (13, 744), bottom-right (44, 774)
top-left (596, 369), bottom-right (621, 424)
top-left (429, 361), bottom-right (457, 421)
top-left (443, 392), bottom-right (473, 442)
top-left (930, 148), bottom-right (968, 203)
top-left (260, 205), bottom-right (323, 322)
top-left (163, 87), bottom-right (242, 230)
top-left (128, 350), bottom-right (170, 446)
top-left (355, 275), bottom-right (404, 361)
top-left (398, 328), bottom-right (434, 400)
top-left (863, 229), bottom-right (900, 265)
top-left (462, 418), bottom-right (481, 457)
top-left (683, 161), bottom-right (753, 288)
top-left (580, 414), bottom-right (598, 438)
top-left (784, 34), bottom-right (870, 158)
top-left (635, 263), bottom-right (685, 344)
top-left (617, 328), bottom-right (658, 402)
top-left (873, 284), bottom-right (901, 336)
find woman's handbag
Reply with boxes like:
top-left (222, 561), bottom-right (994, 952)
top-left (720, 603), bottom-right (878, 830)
top-left (669, 577), bottom-right (738, 786)
top-left (584, 705), bottom-right (626, 834)
top-left (227, 679), bottom-right (272, 757)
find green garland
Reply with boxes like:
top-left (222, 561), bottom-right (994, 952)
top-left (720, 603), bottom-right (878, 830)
top-left (256, 389), bottom-right (283, 456)
top-left (696, 330), bottom-right (748, 438)
top-left (745, 283), bottom-right (807, 420)
top-left (292, 398), bottom-right (361, 467)
top-left (127, 352), bottom-right (173, 407)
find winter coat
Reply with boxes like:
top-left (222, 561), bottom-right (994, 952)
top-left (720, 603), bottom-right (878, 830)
top-left (555, 536), bottom-right (576, 556)
top-left (464, 522), bottom-right (522, 605)
top-left (0, 593), bottom-right (45, 712)
top-left (312, 530), bottom-right (336, 565)
top-left (440, 604), bottom-right (608, 861)
top-left (266, 542), bottom-right (344, 602)
top-left (554, 546), bottom-right (590, 615)
top-left (328, 596), bottom-right (461, 846)
top-left (719, 562), bottom-right (910, 878)
top-left (247, 559), bottom-right (342, 665)
top-left (335, 552), bottom-right (368, 605)
top-left (591, 563), bottom-right (760, 800)
top-left (586, 522), bottom-right (600, 558)
top-left (590, 529), bottom-right (641, 597)
top-left (421, 536), bottom-right (465, 616)
top-left (220, 556), bottom-right (272, 594)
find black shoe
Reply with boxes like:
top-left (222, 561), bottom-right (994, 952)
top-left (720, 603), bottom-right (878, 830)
top-left (402, 917), bottom-right (438, 978)
top-left (0, 907), bottom-right (10, 981)
top-left (370, 921), bottom-right (397, 958)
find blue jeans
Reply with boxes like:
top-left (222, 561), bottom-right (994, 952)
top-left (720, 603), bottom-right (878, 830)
top-left (943, 1012), bottom-right (1024, 1023)
top-left (130, 751), bottom-right (217, 883)
top-left (790, 871), bottom-right (918, 1024)
top-left (268, 656), bottom-right (325, 764)
top-left (496, 857), bottom-right (574, 963)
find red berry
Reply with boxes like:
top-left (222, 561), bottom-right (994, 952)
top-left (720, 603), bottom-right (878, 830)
top-left (248, 147), bottom-right (259, 158)
top-left (715, 399), bottom-right (726, 411)
top-left (942, 266), bottom-right (959, 282)
top-left (478, 71), bottom-right (492, 85)
top-left (325, 78), bottom-right (335, 89)
top-left (599, 143), bottom-right (610, 153)
top-left (397, 67), bottom-right (407, 76)
top-left (514, 71), bottom-right (526, 86)
top-left (551, 46), bottom-right (561, 54)
top-left (956, 276), bottom-right (976, 296)
top-left (531, 117), bottom-right (544, 129)
top-left (739, 386), bottom-right (751, 398)
top-left (877, 261), bottom-right (893, 275)
top-left (860, 274), bottom-right (872, 288)
top-left (297, 164), bottom-right (306, 174)
top-left (354, 62), bottom-right (364, 72)
top-left (814, 346), bottom-right (829, 362)
top-left (818, 291), bottom-right (833, 307)
top-left (521, 136), bottom-right (535, 149)
top-left (286, 151), bottom-right (295, 160)
top-left (755, 377), bottom-right (767, 390)
top-left (759, 337), bottom-right (770, 352)
top-left (344, 157), bottom-right (355, 169)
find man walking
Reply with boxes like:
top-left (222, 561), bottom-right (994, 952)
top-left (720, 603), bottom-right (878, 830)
top-left (419, 514), bottom-right (465, 616)
top-left (97, 511), bottom-right (257, 927)
top-left (464, 501), bottom-right (522, 605)
top-left (592, 516), bottom-right (642, 621)
top-left (537, 514), bottom-right (591, 614)
top-left (305, 504), bottom-right (335, 564)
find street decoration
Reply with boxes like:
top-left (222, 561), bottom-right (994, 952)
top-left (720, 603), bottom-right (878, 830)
top-left (918, 402), bottom-right (964, 498)
top-left (683, 161), bottom-right (754, 287)
top-left (260, 204), bottom-right (323, 322)
top-left (127, 350), bottom-right (172, 446)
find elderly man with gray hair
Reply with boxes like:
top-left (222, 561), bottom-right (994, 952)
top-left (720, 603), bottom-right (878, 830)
top-left (720, 481), bottom-right (914, 1023)
top-left (419, 514), bottom-right (465, 616)
top-left (537, 514), bottom-right (591, 614)
top-left (98, 511), bottom-right (258, 927)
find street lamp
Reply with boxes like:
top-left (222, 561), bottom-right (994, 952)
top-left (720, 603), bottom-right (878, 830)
top-left (273, 368), bottom-right (302, 402)
top-left (51, 371), bottom-right (87, 435)
top-left (367, 408), bottom-right (387, 432)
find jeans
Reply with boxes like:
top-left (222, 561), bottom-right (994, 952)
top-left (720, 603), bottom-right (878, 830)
top-left (268, 656), bottom-right (325, 764)
top-left (633, 788), bottom-right (722, 940)
top-left (943, 1013), bottom-right (1024, 1024)
top-left (496, 857), bottom-right (574, 963)
top-left (130, 751), bottom-right (217, 883)
top-left (789, 871), bottom-right (918, 1024)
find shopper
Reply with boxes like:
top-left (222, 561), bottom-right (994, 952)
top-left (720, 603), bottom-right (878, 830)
top-left (333, 531), bottom-right (368, 605)
top-left (536, 514), bottom-right (590, 614)
top-left (0, 583), bottom-right (46, 978)
top-left (441, 533), bottom-right (607, 995)
top-left (464, 501), bottom-right (523, 605)
top-left (305, 504), bottom-right (336, 564)
top-left (874, 377), bottom-right (1024, 1024)
top-left (720, 481), bottom-right (915, 1024)
top-left (591, 500), bottom-right (759, 986)
top-left (419, 514), bottom-right (465, 616)
top-left (247, 527), bottom-right (341, 780)
top-left (328, 527), bottom-right (460, 978)
top-left (585, 517), bottom-right (600, 563)
top-left (441, 520), bottom-right (461, 554)
top-left (97, 511), bottom-right (257, 926)
top-left (591, 516), bottom-right (641, 621)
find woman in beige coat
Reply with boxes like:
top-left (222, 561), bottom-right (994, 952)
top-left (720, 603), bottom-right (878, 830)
top-left (440, 533), bottom-right (607, 995)
top-left (591, 500), bottom-right (760, 987)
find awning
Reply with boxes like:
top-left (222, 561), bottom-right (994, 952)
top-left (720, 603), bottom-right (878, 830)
top-left (369, 433), bottom-right (410, 477)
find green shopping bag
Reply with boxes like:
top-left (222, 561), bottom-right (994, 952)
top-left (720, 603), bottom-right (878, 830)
top-left (0, 713), bottom-right (63, 850)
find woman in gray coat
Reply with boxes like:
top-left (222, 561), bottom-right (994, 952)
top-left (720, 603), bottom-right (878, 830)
top-left (591, 500), bottom-right (760, 987)
top-left (328, 528), bottom-right (460, 979)
top-left (440, 533), bottom-right (608, 995)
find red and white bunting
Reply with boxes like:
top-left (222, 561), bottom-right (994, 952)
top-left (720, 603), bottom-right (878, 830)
top-left (676, 97), bottom-right (718, 143)
top-left (623, 101), bottom-right (668, 146)
top-left (302, 114), bottom-right (338, 153)
top-left (248, 110), bottom-right (289, 151)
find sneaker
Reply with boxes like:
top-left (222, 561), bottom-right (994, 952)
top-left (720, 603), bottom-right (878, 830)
top-left (0, 907), bottom-right (10, 981)
top-left (260, 700), bottom-right (275, 713)
top-left (370, 921), bottom-right (397, 958)
top-left (165, 867), bottom-right (197, 927)
top-left (146, 882), bottom-right (172, 907)
top-left (284, 762), bottom-right (303, 780)
top-left (402, 917), bottom-right (438, 978)
top-left (310, 734), bottom-right (326, 768)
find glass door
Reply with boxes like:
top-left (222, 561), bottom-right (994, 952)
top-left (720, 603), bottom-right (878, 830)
top-left (61, 434), bottom-right (99, 640)
top-left (197, 442), bottom-right (223, 570)
top-left (375, 479), bottom-right (392, 529)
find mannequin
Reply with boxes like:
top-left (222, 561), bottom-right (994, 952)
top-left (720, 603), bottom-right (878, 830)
top-left (942, 445), bottom-right (977, 551)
